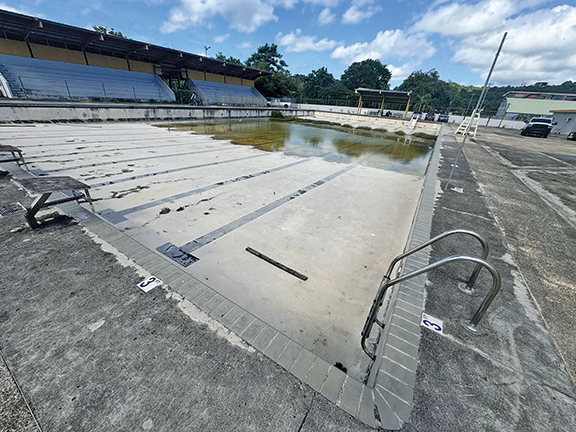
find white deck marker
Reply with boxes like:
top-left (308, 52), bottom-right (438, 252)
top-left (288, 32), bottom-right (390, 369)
top-left (138, 276), bottom-right (162, 293)
top-left (421, 313), bottom-right (444, 334)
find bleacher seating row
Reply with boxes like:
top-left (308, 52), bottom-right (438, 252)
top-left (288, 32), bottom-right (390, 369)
top-left (188, 79), bottom-right (266, 106)
top-left (0, 54), bottom-right (175, 102)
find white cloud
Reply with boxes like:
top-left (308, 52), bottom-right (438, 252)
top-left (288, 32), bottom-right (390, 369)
top-left (213, 33), bottom-right (230, 43)
top-left (453, 5), bottom-right (576, 84)
top-left (276, 29), bottom-right (339, 52)
top-left (236, 41), bottom-right (252, 49)
top-left (160, 0), bottom-right (343, 33)
top-left (270, 0), bottom-right (338, 6)
top-left (411, 0), bottom-right (576, 85)
top-left (0, 3), bottom-right (33, 15)
top-left (388, 62), bottom-right (423, 83)
top-left (318, 7), bottom-right (335, 25)
top-left (331, 29), bottom-right (436, 82)
top-left (161, 0), bottom-right (278, 33)
top-left (268, 0), bottom-right (299, 7)
top-left (412, 0), bottom-right (546, 38)
top-left (341, 4), bottom-right (381, 24)
top-left (303, 0), bottom-right (339, 6)
top-left (332, 29), bottom-right (435, 63)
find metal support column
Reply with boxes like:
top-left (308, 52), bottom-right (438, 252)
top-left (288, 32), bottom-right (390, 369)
top-left (404, 94), bottom-right (411, 118)
top-left (379, 96), bottom-right (386, 115)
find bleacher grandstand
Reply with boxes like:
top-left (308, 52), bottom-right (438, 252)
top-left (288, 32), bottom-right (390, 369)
top-left (0, 9), bottom-right (271, 105)
top-left (188, 79), bottom-right (267, 106)
top-left (0, 54), bottom-right (174, 102)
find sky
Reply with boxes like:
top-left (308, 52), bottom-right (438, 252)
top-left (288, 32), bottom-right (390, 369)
top-left (1, 0), bottom-right (575, 87)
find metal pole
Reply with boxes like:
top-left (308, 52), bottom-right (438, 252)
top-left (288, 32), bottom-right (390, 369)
top-left (64, 80), bottom-right (72, 99)
top-left (445, 32), bottom-right (507, 191)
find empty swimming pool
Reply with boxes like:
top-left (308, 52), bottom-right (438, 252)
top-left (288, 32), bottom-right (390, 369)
top-left (6, 120), bottom-right (434, 380)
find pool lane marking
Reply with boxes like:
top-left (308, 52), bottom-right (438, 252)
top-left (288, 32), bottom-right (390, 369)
top-left (101, 158), bottom-right (310, 218)
top-left (88, 136), bottom-right (361, 189)
top-left (24, 139), bottom-right (227, 160)
top-left (89, 153), bottom-right (269, 190)
top-left (0, 129), bottom-right (176, 142)
top-left (157, 164), bottom-right (356, 263)
top-left (39, 146), bottom-right (257, 174)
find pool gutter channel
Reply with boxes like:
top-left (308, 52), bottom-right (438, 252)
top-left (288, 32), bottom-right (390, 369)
top-left (365, 124), bottom-right (444, 420)
top-left (18, 122), bottom-right (445, 430)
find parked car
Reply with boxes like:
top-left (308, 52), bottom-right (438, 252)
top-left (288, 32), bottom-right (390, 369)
top-left (425, 113), bottom-right (435, 121)
top-left (520, 117), bottom-right (555, 138)
top-left (568, 132), bottom-right (576, 141)
top-left (413, 110), bottom-right (422, 119)
top-left (438, 114), bottom-right (449, 122)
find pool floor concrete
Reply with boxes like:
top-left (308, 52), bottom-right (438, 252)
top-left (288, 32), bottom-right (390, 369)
top-left (3, 121), bottom-right (425, 380)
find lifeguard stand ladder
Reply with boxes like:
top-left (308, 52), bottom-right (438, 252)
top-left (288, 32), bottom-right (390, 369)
top-left (455, 110), bottom-right (482, 137)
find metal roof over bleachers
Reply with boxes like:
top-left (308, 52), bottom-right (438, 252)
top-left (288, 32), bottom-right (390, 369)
top-left (0, 9), bottom-right (272, 80)
top-left (354, 88), bottom-right (411, 105)
top-left (354, 88), bottom-right (412, 117)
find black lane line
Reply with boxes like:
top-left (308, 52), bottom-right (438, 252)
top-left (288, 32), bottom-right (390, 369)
top-left (157, 164), bottom-right (355, 262)
top-left (39, 146), bottom-right (251, 173)
top-left (0, 130), bottom-right (171, 142)
top-left (24, 140), bottom-right (216, 160)
top-left (89, 138), bottom-right (357, 189)
top-left (90, 153), bottom-right (269, 189)
top-left (16, 136), bottom-right (194, 151)
top-left (107, 158), bottom-right (310, 217)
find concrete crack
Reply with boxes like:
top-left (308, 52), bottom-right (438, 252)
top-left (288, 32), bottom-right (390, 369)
top-left (0, 347), bottom-right (44, 432)
top-left (297, 394), bottom-right (315, 432)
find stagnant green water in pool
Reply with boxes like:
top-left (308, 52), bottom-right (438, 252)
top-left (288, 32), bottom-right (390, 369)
top-left (164, 120), bottom-right (434, 176)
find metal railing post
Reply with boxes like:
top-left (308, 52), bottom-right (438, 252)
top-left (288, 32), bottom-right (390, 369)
top-left (64, 79), bottom-right (72, 99)
top-left (18, 76), bottom-right (28, 98)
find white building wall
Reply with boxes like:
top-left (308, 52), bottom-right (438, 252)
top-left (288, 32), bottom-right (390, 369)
top-left (551, 112), bottom-right (576, 135)
top-left (506, 98), bottom-right (576, 116)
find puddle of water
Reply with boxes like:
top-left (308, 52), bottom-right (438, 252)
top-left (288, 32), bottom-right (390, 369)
top-left (162, 121), bottom-right (434, 176)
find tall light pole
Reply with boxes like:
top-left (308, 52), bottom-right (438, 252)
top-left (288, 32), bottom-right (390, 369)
top-left (445, 32), bottom-right (507, 191)
top-left (204, 45), bottom-right (211, 57)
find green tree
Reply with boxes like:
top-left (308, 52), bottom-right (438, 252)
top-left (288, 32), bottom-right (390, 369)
top-left (92, 26), bottom-right (126, 38)
top-left (292, 74), bottom-right (307, 99)
top-left (214, 52), bottom-right (243, 66)
top-left (245, 43), bottom-right (289, 73)
top-left (396, 69), bottom-right (452, 112)
top-left (245, 43), bottom-right (295, 98)
top-left (341, 59), bottom-right (391, 91)
top-left (254, 72), bottom-right (297, 98)
top-left (305, 67), bottom-right (335, 98)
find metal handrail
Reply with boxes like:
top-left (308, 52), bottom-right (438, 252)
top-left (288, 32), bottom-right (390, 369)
top-left (384, 229), bottom-right (489, 293)
top-left (362, 229), bottom-right (488, 343)
top-left (361, 255), bottom-right (501, 360)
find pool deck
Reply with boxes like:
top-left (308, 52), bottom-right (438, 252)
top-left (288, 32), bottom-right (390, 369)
top-left (1, 121), bottom-right (575, 431)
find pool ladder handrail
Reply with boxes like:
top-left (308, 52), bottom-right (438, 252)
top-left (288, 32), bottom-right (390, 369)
top-left (361, 229), bottom-right (501, 361)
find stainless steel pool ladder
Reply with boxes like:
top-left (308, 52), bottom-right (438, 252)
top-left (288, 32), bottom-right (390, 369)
top-left (361, 229), bottom-right (501, 361)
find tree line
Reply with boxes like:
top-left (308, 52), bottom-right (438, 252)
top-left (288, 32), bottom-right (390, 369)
top-left (91, 26), bottom-right (576, 115)
top-left (218, 43), bottom-right (576, 116)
